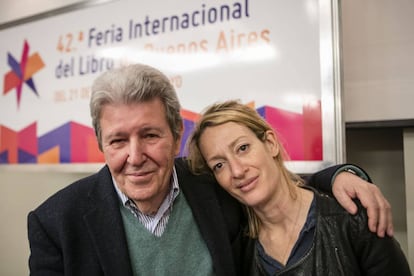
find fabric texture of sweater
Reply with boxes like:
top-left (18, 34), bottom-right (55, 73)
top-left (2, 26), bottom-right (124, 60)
top-left (120, 192), bottom-right (214, 276)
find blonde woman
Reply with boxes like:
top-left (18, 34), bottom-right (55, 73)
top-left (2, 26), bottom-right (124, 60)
top-left (187, 100), bottom-right (410, 275)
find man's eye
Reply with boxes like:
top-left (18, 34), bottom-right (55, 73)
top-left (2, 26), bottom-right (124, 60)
top-left (107, 139), bottom-right (125, 149)
top-left (110, 139), bottom-right (122, 144)
top-left (110, 139), bottom-right (125, 145)
top-left (239, 144), bottom-right (249, 152)
top-left (145, 133), bottom-right (159, 139)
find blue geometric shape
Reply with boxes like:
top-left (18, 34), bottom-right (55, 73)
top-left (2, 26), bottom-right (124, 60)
top-left (256, 106), bottom-right (266, 119)
top-left (0, 151), bottom-right (9, 164)
top-left (179, 119), bottom-right (195, 157)
top-left (18, 149), bottom-right (37, 163)
top-left (25, 78), bottom-right (38, 95)
top-left (7, 52), bottom-right (22, 78)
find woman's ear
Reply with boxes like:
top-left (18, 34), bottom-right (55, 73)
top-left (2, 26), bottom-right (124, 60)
top-left (265, 130), bottom-right (280, 158)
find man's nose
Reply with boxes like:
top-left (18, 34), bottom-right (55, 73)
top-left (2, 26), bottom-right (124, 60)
top-left (127, 139), bottom-right (147, 165)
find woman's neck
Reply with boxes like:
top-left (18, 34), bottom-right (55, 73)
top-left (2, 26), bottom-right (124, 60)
top-left (257, 187), bottom-right (313, 265)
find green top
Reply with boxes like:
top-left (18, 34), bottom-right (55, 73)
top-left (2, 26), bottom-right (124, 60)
top-left (120, 192), bottom-right (215, 276)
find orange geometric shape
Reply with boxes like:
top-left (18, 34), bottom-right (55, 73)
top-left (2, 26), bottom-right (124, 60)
top-left (181, 109), bottom-right (200, 122)
top-left (87, 135), bottom-right (104, 162)
top-left (24, 53), bottom-right (45, 80)
top-left (38, 146), bottom-right (60, 163)
top-left (3, 71), bottom-right (21, 94)
top-left (245, 101), bottom-right (256, 109)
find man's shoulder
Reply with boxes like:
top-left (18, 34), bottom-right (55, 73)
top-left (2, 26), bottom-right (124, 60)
top-left (174, 157), bottom-right (190, 171)
top-left (31, 166), bottom-right (110, 214)
top-left (174, 157), bottom-right (220, 193)
top-left (314, 190), bottom-right (369, 229)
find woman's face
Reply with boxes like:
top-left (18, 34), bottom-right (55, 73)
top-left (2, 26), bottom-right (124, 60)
top-left (199, 122), bottom-right (281, 208)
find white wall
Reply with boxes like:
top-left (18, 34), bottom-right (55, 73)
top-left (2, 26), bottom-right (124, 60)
top-left (346, 128), bottom-right (408, 254)
top-left (0, 0), bottom-right (87, 25)
top-left (0, 169), bottom-right (90, 276)
top-left (342, 0), bottom-right (414, 122)
top-left (403, 129), bottom-right (414, 269)
top-left (341, 0), bottom-right (414, 270)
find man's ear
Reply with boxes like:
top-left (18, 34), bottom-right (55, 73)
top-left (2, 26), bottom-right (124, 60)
top-left (265, 130), bottom-right (280, 158)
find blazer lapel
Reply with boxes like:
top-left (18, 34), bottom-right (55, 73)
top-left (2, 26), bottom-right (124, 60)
top-left (175, 159), bottom-right (239, 276)
top-left (83, 166), bottom-right (133, 276)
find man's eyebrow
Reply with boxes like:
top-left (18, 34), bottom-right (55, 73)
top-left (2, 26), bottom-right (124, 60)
top-left (103, 131), bottom-right (126, 140)
top-left (139, 126), bottom-right (164, 133)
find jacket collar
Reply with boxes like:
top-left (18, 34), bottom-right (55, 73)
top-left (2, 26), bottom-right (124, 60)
top-left (82, 161), bottom-right (238, 276)
top-left (175, 158), bottom-right (238, 276)
top-left (83, 165), bottom-right (133, 276)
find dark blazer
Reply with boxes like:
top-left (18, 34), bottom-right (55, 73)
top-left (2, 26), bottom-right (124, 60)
top-left (28, 158), bottom-right (344, 276)
top-left (27, 158), bottom-right (244, 276)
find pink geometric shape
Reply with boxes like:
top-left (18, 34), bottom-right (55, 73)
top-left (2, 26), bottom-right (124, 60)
top-left (18, 122), bottom-right (37, 155)
top-left (70, 121), bottom-right (101, 162)
top-left (263, 106), bottom-right (304, 161)
top-left (303, 101), bottom-right (322, 160)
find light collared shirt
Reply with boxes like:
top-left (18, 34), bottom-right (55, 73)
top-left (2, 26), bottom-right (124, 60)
top-left (113, 167), bottom-right (180, 237)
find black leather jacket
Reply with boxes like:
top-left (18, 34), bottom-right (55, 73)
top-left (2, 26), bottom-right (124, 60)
top-left (240, 190), bottom-right (411, 276)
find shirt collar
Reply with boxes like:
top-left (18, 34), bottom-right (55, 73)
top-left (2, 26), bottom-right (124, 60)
top-left (112, 166), bottom-right (180, 207)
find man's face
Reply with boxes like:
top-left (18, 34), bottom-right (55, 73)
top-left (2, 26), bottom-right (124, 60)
top-left (100, 98), bottom-right (181, 214)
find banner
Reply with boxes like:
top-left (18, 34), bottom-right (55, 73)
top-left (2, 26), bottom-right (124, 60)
top-left (0, 0), bottom-right (342, 173)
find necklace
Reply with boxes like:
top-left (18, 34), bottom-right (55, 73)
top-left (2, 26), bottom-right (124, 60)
top-left (280, 190), bottom-right (303, 264)
top-left (259, 189), bottom-right (304, 265)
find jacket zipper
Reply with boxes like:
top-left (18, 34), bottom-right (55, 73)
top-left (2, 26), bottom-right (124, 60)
top-left (334, 247), bottom-right (345, 276)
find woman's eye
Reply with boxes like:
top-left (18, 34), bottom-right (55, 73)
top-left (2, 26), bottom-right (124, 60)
top-left (213, 163), bottom-right (223, 171)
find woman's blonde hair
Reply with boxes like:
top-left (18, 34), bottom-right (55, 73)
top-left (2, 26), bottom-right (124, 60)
top-left (186, 100), bottom-right (304, 238)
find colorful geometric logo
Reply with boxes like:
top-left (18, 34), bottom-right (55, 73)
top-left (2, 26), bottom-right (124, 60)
top-left (0, 101), bottom-right (322, 164)
top-left (179, 101), bottom-right (322, 161)
top-left (3, 40), bottom-right (45, 108)
top-left (0, 121), bottom-right (104, 164)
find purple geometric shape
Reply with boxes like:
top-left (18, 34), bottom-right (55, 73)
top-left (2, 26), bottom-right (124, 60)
top-left (38, 122), bottom-right (71, 163)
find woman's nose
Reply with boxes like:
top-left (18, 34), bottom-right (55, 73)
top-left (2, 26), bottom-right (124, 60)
top-left (230, 158), bottom-right (246, 178)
